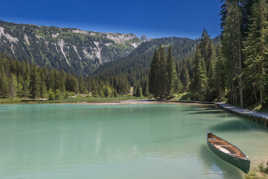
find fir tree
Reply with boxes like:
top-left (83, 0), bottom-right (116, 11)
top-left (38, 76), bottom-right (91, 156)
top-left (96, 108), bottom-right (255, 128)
top-left (158, 46), bottom-right (168, 99)
top-left (48, 89), bottom-right (55, 100)
top-left (9, 74), bottom-right (17, 98)
top-left (0, 68), bottom-right (9, 97)
top-left (166, 47), bottom-right (178, 98)
top-left (243, 0), bottom-right (267, 105)
top-left (40, 81), bottom-right (48, 98)
top-left (190, 47), bottom-right (208, 100)
top-left (180, 62), bottom-right (190, 91)
top-left (221, 0), bottom-right (244, 107)
top-left (29, 66), bottom-right (41, 99)
top-left (149, 50), bottom-right (160, 98)
top-left (214, 47), bottom-right (226, 100)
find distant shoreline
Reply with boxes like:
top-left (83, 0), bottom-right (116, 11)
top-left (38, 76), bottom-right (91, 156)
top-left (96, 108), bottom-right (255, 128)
top-left (60, 100), bottom-right (212, 105)
top-left (0, 98), bottom-right (214, 106)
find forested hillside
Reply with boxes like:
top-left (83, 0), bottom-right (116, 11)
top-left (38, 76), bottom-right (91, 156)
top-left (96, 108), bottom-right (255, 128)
top-left (0, 54), bottom-right (135, 99)
top-left (94, 37), bottom-right (197, 89)
top-left (220, 0), bottom-right (268, 108)
top-left (1, 0), bottom-right (267, 109)
top-left (154, 0), bottom-right (268, 109)
top-left (0, 20), bottom-right (143, 75)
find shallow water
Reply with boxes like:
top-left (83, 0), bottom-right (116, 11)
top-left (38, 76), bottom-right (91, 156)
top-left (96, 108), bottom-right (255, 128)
top-left (0, 104), bottom-right (267, 179)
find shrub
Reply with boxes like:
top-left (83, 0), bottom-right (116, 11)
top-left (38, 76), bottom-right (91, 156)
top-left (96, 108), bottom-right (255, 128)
top-left (48, 89), bottom-right (55, 100)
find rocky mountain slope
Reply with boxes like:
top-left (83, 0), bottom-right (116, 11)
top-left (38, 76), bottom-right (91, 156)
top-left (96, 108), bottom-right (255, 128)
top-left (0, 20), bottom-right (143, 75)
top-left (0, 20), bottom-right (199, 77)
top-left (94, 37), bottom-right (197, 78)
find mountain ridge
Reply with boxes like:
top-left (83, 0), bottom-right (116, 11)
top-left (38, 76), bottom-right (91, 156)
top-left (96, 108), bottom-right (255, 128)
top-left (0, 20), bottom-right (197, 76)
top-left (0, 20), bottom-right (145, 75)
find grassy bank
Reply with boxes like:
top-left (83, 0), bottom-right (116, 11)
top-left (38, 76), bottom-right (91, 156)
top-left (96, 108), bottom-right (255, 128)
top-left (245, 161), bottom-right (268, 179)
top-left (0, 96), bottom-right (147, 104)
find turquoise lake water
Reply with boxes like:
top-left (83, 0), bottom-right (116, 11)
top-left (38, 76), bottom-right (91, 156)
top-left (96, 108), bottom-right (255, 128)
top-left (0, 104), bottom-right (267, 179)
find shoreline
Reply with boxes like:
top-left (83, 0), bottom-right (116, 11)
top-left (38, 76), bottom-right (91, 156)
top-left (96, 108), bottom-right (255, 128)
top-left (217, 103), bottom-right (268, 128)
top-left (0, 98), bottom-right (215, 106)
top-left (64, 100), bottom-right (214, 105)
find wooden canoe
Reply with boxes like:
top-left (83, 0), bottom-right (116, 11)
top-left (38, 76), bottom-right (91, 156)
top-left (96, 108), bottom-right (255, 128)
top-left (207, 132), bottom-right (250, 173)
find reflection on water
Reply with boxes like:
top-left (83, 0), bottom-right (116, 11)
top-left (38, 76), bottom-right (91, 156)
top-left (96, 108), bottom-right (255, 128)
top-left (0, 104), bottom-right (267, 179)
top-left (199, 145), bottom-right (243, 179)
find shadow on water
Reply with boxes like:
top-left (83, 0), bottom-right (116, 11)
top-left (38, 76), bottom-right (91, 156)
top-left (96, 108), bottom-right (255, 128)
top-left (181, 105), bottom-right (221, 113)
top-left (209, 119), bottom-right (268, 133)
top-left (189, 110), bottom-right (226, 115)
top-left (199, 145), bottom-right (243, 179)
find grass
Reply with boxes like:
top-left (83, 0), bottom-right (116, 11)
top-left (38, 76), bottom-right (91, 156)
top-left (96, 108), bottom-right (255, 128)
top-left (0, 96), bottom-right (147, 104)
top-left (245, 162), bottom-right (268, 179)
top-left (0, 98), bottom-right (22, 104)
top-left (43, 96), bottom-right (147, 104)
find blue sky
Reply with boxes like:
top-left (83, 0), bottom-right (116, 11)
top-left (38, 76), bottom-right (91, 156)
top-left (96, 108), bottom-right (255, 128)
top-left (0, 0), bottom-right (222, 39)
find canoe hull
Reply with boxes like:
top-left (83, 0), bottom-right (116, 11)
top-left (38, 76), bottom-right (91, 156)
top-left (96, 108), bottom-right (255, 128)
top-left (207, 134), bottom-right (250, 173)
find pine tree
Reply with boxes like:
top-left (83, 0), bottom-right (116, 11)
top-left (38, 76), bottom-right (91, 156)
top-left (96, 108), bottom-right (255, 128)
top-left (55, 89), bottom-right (63, 100)
top-left (55, 71), bottom-right (65, 93)
top-left (214, 47), bottom-right (226, 100)
top-left (142, 80), bottom-right (150, 97)
top-left (22, 62), bottom-right (31, 97)
top-left (16, 75), bottom-right (24, 97)
top-left (180, 62), bottom-right (190, 91)
top-left (221, 0), bottom-right (244, 107)
top-left (48, 89), bottom-right (55, 100)
top-left (134, 86), bottom-right (143, 97)
top-left (29, 66), bottom-right (41, 99)
top-left (0, 68), bottom-right (9, 97)
top-left (200, 29), bottom-right (214, 74)
top-left (199, 30), bottom-right (216, 100)
top-left (158, 46), bottom-right (169, 99)
top-left (190, 47), bottom-right (208, 100)
top-left (66, 74), bottom-right (79, 93)
top-left (40, 81), bottom-right (48, 98)
top-left (243, 0), bottom-right (267, 105)
top-left (9, 74), bottom-right (17, 98)
top-left (149, 49), bottom-right (160, 98)
top-left (264, 0), bottom-right (268, 104)
top-left (79, 76), bottom-right (87, 94)
top-left (166, 47), bottom-right (178, 98)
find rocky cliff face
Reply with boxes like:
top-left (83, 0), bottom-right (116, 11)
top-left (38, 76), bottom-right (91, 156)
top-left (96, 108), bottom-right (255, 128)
top-left (0, 21), bottom-right (144, 75)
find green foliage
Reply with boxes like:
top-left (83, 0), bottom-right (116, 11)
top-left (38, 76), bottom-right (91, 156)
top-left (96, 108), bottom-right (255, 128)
top-left (0, 67), bottom-right (9, 98)
top-left (245, 171), bottom-right (259, 179)
top-left (218, 0), bottom-right (268, 108)
top-left (48, 89), bottom-right (55, 100)
top-left (103, 86), bottom-right (113, 97)
top-left (149, 46), bottom-right (178, 100)
top-left (0, 55), bottom-right (125, 100)
top-left (30, 66), bottom-right (41, 99)
top-left (9, 74), bottom-right (17, 98)
top-left (221, 0), bottom-right (244, 107)
top-left (40, 81), bottom-right (48, 98)
top-left (167, 47), bottom-right (178, 97)
top-left (243, 0), bottom-right (267, 105)
top-left (190, 46), bottom-right (208, 101)
top-left (134, 86), bottom-right (143, 97)
top-left (55, 89), bottom-right (63, 100)
top-left (214, 47), bottom-right (226, 101)
top-left (259, 162), bottom-right (268, 174)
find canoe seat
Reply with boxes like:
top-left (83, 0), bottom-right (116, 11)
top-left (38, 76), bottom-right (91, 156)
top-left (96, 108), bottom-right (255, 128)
top-left (215, 145), bottom-right (231, 154)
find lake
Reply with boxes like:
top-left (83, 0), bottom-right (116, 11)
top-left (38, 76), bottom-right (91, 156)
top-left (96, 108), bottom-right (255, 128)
top-left (0, 104), bottom-right (267, 179)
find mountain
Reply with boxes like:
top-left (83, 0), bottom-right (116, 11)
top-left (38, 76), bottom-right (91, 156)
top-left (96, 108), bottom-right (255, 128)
top-left (94, 37), bottom-right (197, 84)
top-left (0, 20), bottom-right (199, 79)
top-left (0, 20), bottom-right (144, 75)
